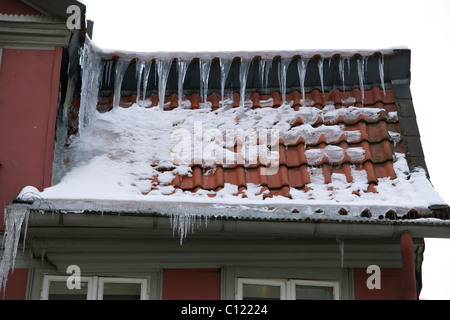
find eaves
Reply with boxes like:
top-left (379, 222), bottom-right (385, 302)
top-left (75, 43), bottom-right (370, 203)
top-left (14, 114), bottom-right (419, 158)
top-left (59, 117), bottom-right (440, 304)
top-left (0, 20), bottom-right (72, 49)
top-left (9, 199), bottom-right (450, 240)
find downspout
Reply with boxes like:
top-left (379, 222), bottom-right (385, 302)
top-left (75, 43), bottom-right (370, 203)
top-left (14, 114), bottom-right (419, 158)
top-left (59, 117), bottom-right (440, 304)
top-left (400, 232), bottom-right (417, 300)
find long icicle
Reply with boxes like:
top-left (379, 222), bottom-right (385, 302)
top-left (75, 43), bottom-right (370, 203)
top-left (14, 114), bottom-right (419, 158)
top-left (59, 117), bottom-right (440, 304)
top-left (156, 59), bottom-right (171, 111)
top-left (259, 58), bottom-right (265, 93)
top-left (199, 59), bottom-right (211, 108)
top-left (141, 61), bottom-right (152, 106)
top-left (219, 58), bottom-right (232, 108)
top-left (78, 39), bottom-right (102, 136)
top-left (339, 57), bottom-right (346, 92)
top-left (297, 58), bottom-right (309, 105)
top-left (264, 59), bottom-right (272, 94)
top-left (278, 58), bottom-right (290, 106)
top-left (317, 58), bottom-right (324, 95)
top-left (112, 60), bottom-right (129, 109)
top-left (239, 58), bottom-right (251, 108)
top-left (177, 59), bottom-right (188, 108)
top-left (379, 55), bottom-right (386, 96)
top-left (135, 59), bottom-right (144, 105)
top-left (357, 57), bottom-right (365, 106)
top-left (0, 207), bottom-right (29, 294)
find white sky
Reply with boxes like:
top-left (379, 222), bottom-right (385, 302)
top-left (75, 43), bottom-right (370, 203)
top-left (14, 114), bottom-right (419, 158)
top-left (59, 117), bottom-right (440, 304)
top-left (81, 0), bottom-right (450, 299)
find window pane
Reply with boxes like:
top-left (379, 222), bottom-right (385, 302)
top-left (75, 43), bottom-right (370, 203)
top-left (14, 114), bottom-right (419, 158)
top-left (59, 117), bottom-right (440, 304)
top-left (102, 282), bottom-right (142, 300)
top-left (295, 285), bottom-right (334, 300)
top-left (242, 284), bottom-right (281, 300)
top-left (48, 281), bottom-right (88, 300)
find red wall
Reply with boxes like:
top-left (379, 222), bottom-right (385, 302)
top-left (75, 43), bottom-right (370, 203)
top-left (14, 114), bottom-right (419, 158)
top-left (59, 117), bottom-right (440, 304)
top-left (354, 268), bottom-right (407, 300)
top-left (0, 48), bottom-right (62, 221)
top-left (0, 0), bottom-right (43, 15)
top-left (162, 269), bottom-right (221, 300)
top-left (0, 269), bottom-right (28, 300)
top-left (0, 45), bottom-right (62, 298)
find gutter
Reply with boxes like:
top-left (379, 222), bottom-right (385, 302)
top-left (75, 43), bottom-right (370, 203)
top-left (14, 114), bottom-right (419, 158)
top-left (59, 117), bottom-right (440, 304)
top-left (7, 201), bottom-right (450, 239)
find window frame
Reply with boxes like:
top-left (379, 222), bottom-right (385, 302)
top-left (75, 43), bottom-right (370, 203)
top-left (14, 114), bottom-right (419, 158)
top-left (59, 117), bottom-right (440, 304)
top-left (41, 275), bottom-right (149, 300)
top-left (288, 279), bottom-right (341, 300)
top-left (41, 275), bottom-right (98, 300)
top-left (97, 277), bottom-right (148, 300)
top-left (236, 278), bottom-right (341, 300)
top-left (236, 278), bottom-right (286, 300)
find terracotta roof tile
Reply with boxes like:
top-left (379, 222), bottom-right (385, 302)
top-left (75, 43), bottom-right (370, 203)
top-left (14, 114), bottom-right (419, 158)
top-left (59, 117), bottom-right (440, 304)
top-left (57, 48), bottom-right (450, 221)
top-left (88, 87), bottom-right (407, 202)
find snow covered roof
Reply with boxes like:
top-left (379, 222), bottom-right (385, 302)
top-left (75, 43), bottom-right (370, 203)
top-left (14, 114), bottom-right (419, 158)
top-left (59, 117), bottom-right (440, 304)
top-left (17, 38), bottom-right (449, 223)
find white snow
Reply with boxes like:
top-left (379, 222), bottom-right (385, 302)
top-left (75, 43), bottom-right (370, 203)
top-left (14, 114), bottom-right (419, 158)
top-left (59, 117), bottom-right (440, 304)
top-left (16, 99), bottom-right (445, 215)
top-left (14, 39), bottom-right (448, 223)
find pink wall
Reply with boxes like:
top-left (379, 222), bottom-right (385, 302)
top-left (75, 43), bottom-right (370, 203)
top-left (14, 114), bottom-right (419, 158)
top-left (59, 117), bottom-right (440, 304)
top-left (162, 269), bottom-right (221, 300)
top-left (354, 268), bottom-right (411, 300)
top-left (0, 48), bottom-right (62, 224)
top-left (0, 0), bottom-right (43, 15)
top-left (0, 44), bottom-right (62, 298)
top-left (0, 269), bottom-right (28, 300)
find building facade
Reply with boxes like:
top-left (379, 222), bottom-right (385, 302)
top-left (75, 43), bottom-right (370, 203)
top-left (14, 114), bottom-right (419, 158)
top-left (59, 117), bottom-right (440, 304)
top-left (1, 0), bottom-right (449, 300)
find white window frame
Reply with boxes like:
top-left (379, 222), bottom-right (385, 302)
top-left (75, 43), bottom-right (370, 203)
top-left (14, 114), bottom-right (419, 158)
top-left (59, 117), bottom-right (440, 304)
top-left (236, 278), bottom-right (286, 300)
top-left (97, 277), bottom-right (148, 300)
top-left (288, 279), bottom-right (340, 300)
top-left (41, 275), bottom-right (98, 300)
top-left (41, 275), bottom-right (149, 300)
top-left (236, 278), bottom-right (340, 300)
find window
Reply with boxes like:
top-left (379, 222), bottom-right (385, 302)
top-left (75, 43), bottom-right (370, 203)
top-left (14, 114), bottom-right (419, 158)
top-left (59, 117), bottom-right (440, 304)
top-left (41, 275), bottom-right (149, 300)
top-left (237, 278), bottom-right (340, 300)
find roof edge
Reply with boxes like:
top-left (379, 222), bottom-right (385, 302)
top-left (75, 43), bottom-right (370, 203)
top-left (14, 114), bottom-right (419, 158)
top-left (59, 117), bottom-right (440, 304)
top-left (88, 36), bottom-right (409, 62)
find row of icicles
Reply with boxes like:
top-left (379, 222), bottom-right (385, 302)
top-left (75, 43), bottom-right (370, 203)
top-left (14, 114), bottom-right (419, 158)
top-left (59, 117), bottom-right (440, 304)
top-left (101, 55), bottom-right (386, 111)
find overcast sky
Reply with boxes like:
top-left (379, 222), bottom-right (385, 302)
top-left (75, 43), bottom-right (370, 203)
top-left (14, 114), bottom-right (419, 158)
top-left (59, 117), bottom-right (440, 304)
top-left (81, 0), bottom-right (450, 299)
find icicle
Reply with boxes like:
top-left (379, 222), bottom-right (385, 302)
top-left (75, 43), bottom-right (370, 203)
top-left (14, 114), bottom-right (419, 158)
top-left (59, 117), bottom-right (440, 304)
top-left (100, 60), bottom-right (113, 89)
top-left (141, 61), bottom-right (152, 106)
top-left (264, 59), bottom-right (273, 93)
top-left (169, 213), bottom-right (201, 245)
top-left (297, 58), bottom-right (309, 105)
top-left (356, 57), bottom-right (365, 106)
top-left (112, 60), bottom-right (129, 109)
top-left (278, 58), bottom-right (290, 106)
top-left (259, 59), bottom-right (265, 92)
top-left (199, 59), bottom-right (211, 107)
top-left (219, 58), bottom-right (232, 107)
top-left (136, 60), bottom-right (153, 106)
top-left (336, 236), bottom-right (345, 268)
top-left (156, 59), bottom-right (172, 111)
top-left (177, 59), bottom-right (188, 107)
top-left (78, 40), bottom-right (102, 135)
top-left (239, 58), bottom-right (251, 108)
top-left (338, 58), bottom-right (346, 92)
top-left (317, 58), bottom-right (324, 94)
top-left (135, 59), bottom-right (145, 105)
top-left (378, 55), bottom-right (385, 96)
top-left (0, 207), bottom-right (29, 293)
top-left (346, 57), bottom-right (351, 76)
